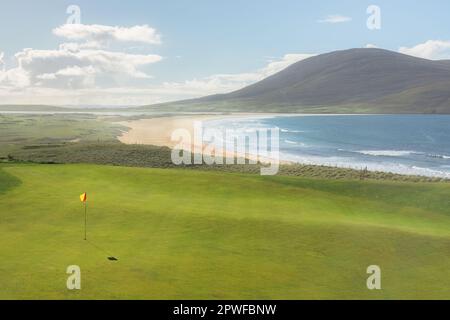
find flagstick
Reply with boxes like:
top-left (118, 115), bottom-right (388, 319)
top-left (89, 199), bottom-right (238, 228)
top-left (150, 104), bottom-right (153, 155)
top-left (84, 201), bottom-right (87, 240)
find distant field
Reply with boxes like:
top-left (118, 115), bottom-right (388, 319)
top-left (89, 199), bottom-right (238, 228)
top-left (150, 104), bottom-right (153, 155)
top-left (0, 114), bottom-right (125, 156)
top-left (1, 163), bottom-right (450, 299)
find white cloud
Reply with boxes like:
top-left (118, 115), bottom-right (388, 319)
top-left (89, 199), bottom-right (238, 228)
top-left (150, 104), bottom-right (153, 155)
top-left (154, 53), bottom-right (316, 100)
top-left (0, 19), bottom-right (317, 106)
top-left (0, 21), bottom-right (164, 105)
top-left (318, 15), bottom-right (352, 24)
top-left (398, 40), bottom-right (450, 60)
top-left (36, 66), bottom-right (97, 89)
top-left (59, 41), bottom-right (103, 51)
top-left (0, 66), bottom-right (30, 88)
top-left (0, 51), bottom-right (315, 106)
top-left (54, 65), bottom-right (96, 77)
top-left (1, 47), bottom-right (162, 90)
top-left (261, 54), bottom-right (315, 76)
top-left (53, 24), bottom-right (161, 46)
top-left (365, 44), bottom-right (378, 49)
top-left (0, 21), bottom-right (164, 95)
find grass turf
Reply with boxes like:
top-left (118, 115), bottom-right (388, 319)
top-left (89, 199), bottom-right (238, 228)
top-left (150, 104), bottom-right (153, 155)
top-left (0, 114), bottom-right (124, 157)
top-left (0, 163), bottom-right (450, 299)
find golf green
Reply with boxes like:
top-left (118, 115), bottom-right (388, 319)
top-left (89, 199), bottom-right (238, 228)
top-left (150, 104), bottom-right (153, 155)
top-left (1, 163), bottom-right (449, 299)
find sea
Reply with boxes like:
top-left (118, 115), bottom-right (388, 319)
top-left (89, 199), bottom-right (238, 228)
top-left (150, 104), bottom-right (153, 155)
top-left (203, 115), bottom-right (450, 178)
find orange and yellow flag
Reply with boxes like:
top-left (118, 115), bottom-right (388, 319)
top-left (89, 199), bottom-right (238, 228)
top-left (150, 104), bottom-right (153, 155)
top-left (80, 192), bottom-right (87, 203)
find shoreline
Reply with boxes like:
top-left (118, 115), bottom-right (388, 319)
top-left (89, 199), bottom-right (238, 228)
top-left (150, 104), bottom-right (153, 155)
top-left (117, 114), bottom-right (450, 179)
top-left (116, 112), bottom-right (364, 146)
top-left (117, 113), bottom-right (287, 165)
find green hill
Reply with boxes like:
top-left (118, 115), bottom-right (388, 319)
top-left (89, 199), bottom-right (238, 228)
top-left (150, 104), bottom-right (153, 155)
top-left (140, 48), bottom-right (450, 114)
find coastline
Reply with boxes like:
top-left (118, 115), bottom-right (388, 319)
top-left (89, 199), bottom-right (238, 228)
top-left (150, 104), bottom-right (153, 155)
top-left (117, 113), bottom-right (286, 164)
top-left (116, 112), bottom-right (358, 146)
top-left (117, 114), bottom-right (450, 179)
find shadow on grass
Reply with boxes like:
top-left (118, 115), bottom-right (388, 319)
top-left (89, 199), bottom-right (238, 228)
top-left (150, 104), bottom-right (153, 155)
top-left (0, 166), bottom-right (22, 195)
top-left (86, 239), bottom-right (118, 261)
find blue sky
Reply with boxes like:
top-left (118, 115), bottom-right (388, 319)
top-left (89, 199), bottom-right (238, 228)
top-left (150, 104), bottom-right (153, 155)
top-left (0, 0), bottom-right (449, 106)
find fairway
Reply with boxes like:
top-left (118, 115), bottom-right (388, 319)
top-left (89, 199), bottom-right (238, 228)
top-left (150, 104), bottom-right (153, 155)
top-left (1, 163), bottom-right (450, 299)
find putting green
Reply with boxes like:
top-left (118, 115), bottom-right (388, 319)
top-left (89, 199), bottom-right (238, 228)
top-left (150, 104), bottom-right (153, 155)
top-left (0, 164), bottom-right (449, 299)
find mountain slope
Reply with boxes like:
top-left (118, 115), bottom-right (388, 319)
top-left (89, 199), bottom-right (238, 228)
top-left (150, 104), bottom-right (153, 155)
top-left (141, 48), bottom-right (450, 113)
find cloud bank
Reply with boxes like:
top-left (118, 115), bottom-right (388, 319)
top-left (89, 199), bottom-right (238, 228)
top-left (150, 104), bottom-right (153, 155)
top-left (53, 24), bottom-right (161, 47)
top-left (0, 21), bottom-right (315, 106)
top-left (399, 40), bottom-right (450, 60)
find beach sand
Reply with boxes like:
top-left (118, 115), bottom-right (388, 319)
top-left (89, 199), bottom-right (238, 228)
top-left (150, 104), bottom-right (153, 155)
top-left (116, 112), bottom-right (361, 147)
top-left (117, 114), bottom-right (284, 164)
top-left (117, 115), bottom-right (221, 148)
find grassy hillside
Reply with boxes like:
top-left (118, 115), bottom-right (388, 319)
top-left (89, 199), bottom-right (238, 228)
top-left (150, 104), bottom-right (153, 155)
top-left (1, 163), bottom-right (450, 299)
top-left (5, 141), bottom-right (447, 182)
top-left (139, 49), bottom-right (450, 114)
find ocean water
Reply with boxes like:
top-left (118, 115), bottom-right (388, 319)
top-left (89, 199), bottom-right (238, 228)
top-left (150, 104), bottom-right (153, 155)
top-left (203, 115), bottom-right (450, 178)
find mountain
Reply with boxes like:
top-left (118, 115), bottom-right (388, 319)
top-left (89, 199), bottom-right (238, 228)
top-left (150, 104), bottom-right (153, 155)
top-left (140, 48), bottom-right (450, 114)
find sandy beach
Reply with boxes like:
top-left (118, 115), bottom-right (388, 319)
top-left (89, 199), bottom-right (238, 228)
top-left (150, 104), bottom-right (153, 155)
top-left (117, 115), bottom-right (226, 148)
top-left (116, 112), bottom-right (370, 147)
top-left (117, 114), bottom-right (285, 164)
